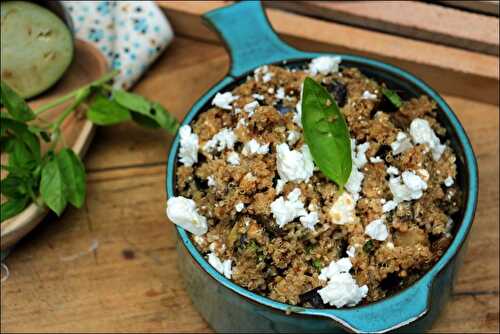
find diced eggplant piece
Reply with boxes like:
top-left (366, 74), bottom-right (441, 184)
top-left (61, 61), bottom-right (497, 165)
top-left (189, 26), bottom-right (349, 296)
top-left (1, 1), bottom-right (74, 98)
top-left (299, 287), bottom-right (326, 309)
top-left (326, 81), bottom-right (347, 107)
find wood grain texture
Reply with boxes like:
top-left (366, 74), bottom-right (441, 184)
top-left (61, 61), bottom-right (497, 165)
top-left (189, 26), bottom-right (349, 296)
top-left (1, 37), bottom-right (498, 333)
top-left (263, 0), bottom-right (500, 56)
top-left (157, 1), bottom-right (499, 105)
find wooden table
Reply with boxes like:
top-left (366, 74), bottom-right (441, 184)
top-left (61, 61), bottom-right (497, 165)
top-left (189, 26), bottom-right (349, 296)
top-left (1, 4), bottom-right (499, 333)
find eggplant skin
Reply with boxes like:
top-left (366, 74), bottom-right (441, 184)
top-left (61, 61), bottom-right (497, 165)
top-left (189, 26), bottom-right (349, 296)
top-left (1, 1), bottom-right (74, 99)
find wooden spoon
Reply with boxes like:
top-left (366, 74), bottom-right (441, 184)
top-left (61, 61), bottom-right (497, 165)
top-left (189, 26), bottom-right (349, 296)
top-left (1, 39), bottom-right (108, 251)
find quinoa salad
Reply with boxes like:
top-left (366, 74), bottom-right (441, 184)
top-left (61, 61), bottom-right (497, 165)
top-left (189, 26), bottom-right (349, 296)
top-left (166, 56), bottom-right (461, 308)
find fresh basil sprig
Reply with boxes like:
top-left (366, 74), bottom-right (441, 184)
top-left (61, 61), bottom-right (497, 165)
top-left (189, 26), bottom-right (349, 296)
top-left (382, 87), bottom-right (402, 108)
top-left (0, 72), bottom-right (179, 222)
top-left (301, 77), bottom-right (352, 190)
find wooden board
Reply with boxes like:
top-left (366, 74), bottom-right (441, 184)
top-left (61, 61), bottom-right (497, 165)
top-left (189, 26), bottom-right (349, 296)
top-left (264, 1), bottom-right (500, 56)
top-left (0, 36), bottom-right (498, 333)
top-left (440, 0), bottom-right (500, 16)
top-left (157, 1), bottom-right (499, 105)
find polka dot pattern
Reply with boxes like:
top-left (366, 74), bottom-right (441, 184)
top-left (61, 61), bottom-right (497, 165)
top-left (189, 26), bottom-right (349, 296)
top-left (63, 1), bottom-right (174, 89)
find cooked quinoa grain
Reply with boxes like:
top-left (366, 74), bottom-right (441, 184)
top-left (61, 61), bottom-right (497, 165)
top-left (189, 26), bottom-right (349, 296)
top-left (168, 57), bottom-right (461, 308)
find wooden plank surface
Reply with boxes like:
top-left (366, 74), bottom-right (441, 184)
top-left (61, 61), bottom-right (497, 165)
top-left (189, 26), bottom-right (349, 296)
top-left (440, 0), bottom-right (500, 16)
top-left (157, 1), bottom-right (500, 105)
top-left (264, 0), bottom-right (500, 56)
top-left (1, 36), bottom-right (499, 333)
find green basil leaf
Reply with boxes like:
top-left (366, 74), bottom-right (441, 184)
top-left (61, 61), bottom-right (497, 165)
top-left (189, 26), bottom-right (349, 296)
top-left (40, 157), bottom-right (67, 216)
top-left (1, 197), bottom-right (29, 222)
top-left (0, 174), bottom-right (27, 198)
top-left (1, 117), bottom-right (41, 160)
top-left (113, 90), bottom-right (178, 133)
top-left (301, 77), bottom-right (352, 189)
top-left (57, 148), bottom-right (86, 208)
top-left (87, 94), bottom-right (131, 125)
top-left (0, 81), bottom-right (35, 122)
top-left (112, 90), bottom-right (151, 113)
top-left (28, 125), bottom-right (51, 143)
top-left (9, 139), bottom-right (37, 171)
top-left (382, 87), bottom-right (402, 108)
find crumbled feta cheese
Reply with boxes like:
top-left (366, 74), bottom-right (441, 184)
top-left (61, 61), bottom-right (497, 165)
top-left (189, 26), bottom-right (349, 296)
top-left (242, 139), bottom-right (269, 156)
top-left (294, 83), bottom-right (304, 127)
top-left (275, 87), bottom-right (285, 100)
top-left (365, 219), bottom-right (389, 241)
top-left (345, 168), bottom-right (364, 199)
top-left (391, 132), bottom-right (413, 155)
top-left (417, 169), bottom-right (430, 181)
top-left (212, 92), bottom-right (238, 110)
top-left (178, 125), bottom-right (199, 166)
top-left (207, 176), bottom-right (216, 187)
top-left (227, 151), bottom-right (240, 165)
top-left (386, 166), bottom-right (400, 176)
top-left (370, 156), bottom-right (383, 163)
top-left (166, 196), bottom-right (208, 236)
top-left (444, 176), bottom-right (454, 187)
top-left (276, 143), bottom-right (315, 183)
top-left (299, 211), bottom-right (319, 230)
top-left (309, 56), bottom-right (341, 75)
top-left (361, 90), bottom-right (377, 100)
top-left (346, 245), bottom-right (356, 258)
top-left (203, 128), bottom-right (237, 152)
top-left (287, 130), bottom-right (301, 146)
top-left (410, 118), bottom-right (446, 161)
top-left (236, 118), bottom-right (247, 128)
top-left (207, 252), bottom-right (232, 279)
top-left (252, 93), bottom-right (264, 100)
top-left (270, 188), bottom-right (307, 228)
top-left (352, 140), bottom-right (370, 169)
top-left (262, 72), bottom-right (273, 83)
top-left (389, 171), bottom-right (428, 203)
top-left (267, 87), bottom-right (275, 94)
top-left (386, 242), bottom-right (395, 249)
top-left (382, 200), bottom-right (398, 213)
top-left (329, 192), bottom-right (356, 225)
top-left (193, 235), bottom-right (206, 247)
top-left (275, 179), bottom-right (286, 194)
top-left (235, 202), bottom-right (245, 212)
top-left (243, 100), bottom-right (259, 116)
top-left (318, 257), bottom-right (368, 308)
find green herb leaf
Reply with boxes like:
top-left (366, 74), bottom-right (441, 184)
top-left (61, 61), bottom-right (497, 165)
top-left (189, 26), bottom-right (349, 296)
top-left (28, 125), bottom-right (51, 143)
top-left (312, 259), bottom-right (322, 271)
top-left (0, 81), bottom-right (35, 122)
top-left (363, 240), bottom-right (374, 254)
top-left (0, 174), bottom-right (27, 198)
top-left (9, 139), bottom-right (37, 171)
top-left (382, 87), bottom-right (402, 108)
top-left (301, 77), bottom-right (352, 189)
top-left (40, 157), bottom-right (67, 215)
top-left (57, 148), bottom-right (86, 208)
top-left (87, 94), bottom-right (131, 125)
top-left (1, 197), bottom-right (29, 222)
top-left (113, 90), bottom-right (179, 133)
top-left (1, 117), bottom-right (41, 161)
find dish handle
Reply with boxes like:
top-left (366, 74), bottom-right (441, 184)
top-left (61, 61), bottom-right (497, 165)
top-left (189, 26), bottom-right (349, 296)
top-left (203, 1), bottom-right (306, 77)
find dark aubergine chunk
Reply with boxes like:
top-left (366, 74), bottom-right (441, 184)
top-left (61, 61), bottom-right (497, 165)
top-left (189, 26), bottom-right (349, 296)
top-left (299, 287), bottom-right (326, 309)
top-left (326, 81), bottom-right (347, 107)
top-left (275, 100), bottom-right (292, 115)
top-left (380, 272), bottom-right (404, 292)
top-left (194, 175), bottom-right (209, 190)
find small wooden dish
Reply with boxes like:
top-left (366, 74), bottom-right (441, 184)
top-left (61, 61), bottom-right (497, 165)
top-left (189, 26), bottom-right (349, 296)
top-left (1, 39), bottom-right (108, 251)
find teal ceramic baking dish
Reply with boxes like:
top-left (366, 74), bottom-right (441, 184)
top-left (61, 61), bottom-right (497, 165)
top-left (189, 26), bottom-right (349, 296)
top-left (166, 1), bottom-right (478, 332)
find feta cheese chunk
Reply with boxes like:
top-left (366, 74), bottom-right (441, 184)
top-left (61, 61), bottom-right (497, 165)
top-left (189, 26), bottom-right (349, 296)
top-left (178, 125), bottom-right (199, 166)
top-left (262, 72), bottom-right (273, 83)
top-left (276, 143), bottom-right (315, 183)
top-left (207, 176), bottom-right (216, 187)
top-left (444, 175), bottom-right (454, 187)
top-left (270, 188), bottom-right (307, 228)
top-left (345, 168), bottom-right (364, 199)
top-left (410, 118), bottom-right (446, 161)
top-left (275, 178), bottom-right (286, 194)
top-left (369, 156), bottom-right (383, 163)
top-left (299, 211), bottom-right (319, 230)
top-left (389, 171), bottom-right (428, 203)
top-left (309, 56), bottom-right (341, 75)
top-left (227, 151), bottom-right (240, 165)
top-left (212, 92), bottom-right (238, 110)
top-left (318, 257), bottom-right (368, 308)
top-left (391, 132), bottom-right (413, 155)
top-left (346, 245), bottom-right (356, 258)
top-left (352, 140), bottom-right (370, 169)
top-left (252, 93), bottom-right (264, 100)
top-left (166, 196), bottom-right (208, 236)
top-left (275, 87), bottom-right (285, 100)
top-left (361, 90), bottom-right (377, 100)
top-left (242, 139), bottom-right (269, 156)
top-left (294, 83), bottom-right (304, 127)
top-left (287, 130), bottom-right (301, 146)
top-left (203, 128), bottom-right (237, 153)
top-left (243, 100), bottom-right (259, 116)
top-left (235, 202), bottom-right (245, 212)
top-left (329, 192), bottom-right (356, 225)
top-left (382, 200), bottom-right (398, 213)
top-left (207, 252), bottom-right (232, 279)
top-left (386, 166), bottom-right (400, 176)
top-left (365, 219), bottom-right (389, 241)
